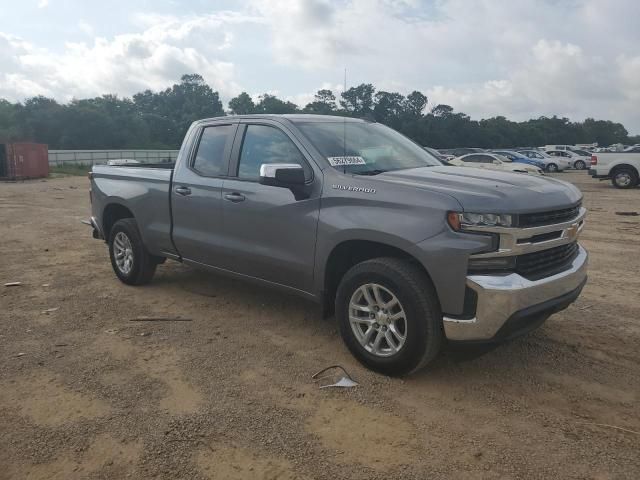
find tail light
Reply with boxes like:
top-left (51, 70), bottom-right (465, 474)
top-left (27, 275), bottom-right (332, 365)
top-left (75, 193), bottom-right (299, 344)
top-left (590, 155), bottom-right (597, 166)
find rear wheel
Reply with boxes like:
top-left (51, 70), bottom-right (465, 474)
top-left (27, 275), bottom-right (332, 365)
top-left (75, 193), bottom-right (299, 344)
top-left (574, 160), bottom-right (586, 170)
top-left (546, 163), bottom-right (558, 173)
top-left (611, 167), bottom-right (639, 189)
top-left (108, 218), bottom-right (159, 285)
top-left (335, 257), bottom-right (443, 376)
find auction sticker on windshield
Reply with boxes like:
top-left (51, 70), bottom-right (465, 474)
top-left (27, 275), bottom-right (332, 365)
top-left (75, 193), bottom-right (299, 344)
top-left (327, 156), bottom-right (366, 166)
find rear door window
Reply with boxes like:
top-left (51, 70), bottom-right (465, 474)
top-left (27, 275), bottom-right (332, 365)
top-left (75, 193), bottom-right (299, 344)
top-left (477, 155), bottom-right (495, 164)
top-left (192, 125), bottom-right (235, 176)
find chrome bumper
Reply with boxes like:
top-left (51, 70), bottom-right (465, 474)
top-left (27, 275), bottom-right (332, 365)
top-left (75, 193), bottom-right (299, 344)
top-left (88, 216), bottom-right (104, 239)
top-left (443, 245), bottom-right (588, 341)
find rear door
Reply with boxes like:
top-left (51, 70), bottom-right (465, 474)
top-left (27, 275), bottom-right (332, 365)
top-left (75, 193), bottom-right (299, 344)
top-left (218, 120), bottom-right (321, 292)
top-left (171, 121), bottom-right (238, 266)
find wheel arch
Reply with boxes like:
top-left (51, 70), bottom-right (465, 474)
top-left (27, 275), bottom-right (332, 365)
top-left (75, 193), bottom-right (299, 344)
top-left (611, 163), bottom-right (639, 177)
top-left (320, 238), bottom-right (435, 317)
top-left (102, 202), bottom-right (135, 240)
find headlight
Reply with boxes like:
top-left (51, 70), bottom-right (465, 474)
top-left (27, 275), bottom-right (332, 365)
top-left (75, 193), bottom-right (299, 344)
top-left (447, 211), bottom-right (513, 230)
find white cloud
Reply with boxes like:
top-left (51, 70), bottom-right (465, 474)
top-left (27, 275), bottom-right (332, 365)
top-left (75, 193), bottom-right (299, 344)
top-left (78, 20), bottom-right (94, 36)
top-left (1, 0), bottom-right (639, 132)
top-left (0, 12), bottom-right (260, 103)
top-left (426, 39), bottom-right (624, 118)
top-left (249, 0), bottom-right (640, 132)
top-left (37, 0), bottom-right (49, 9)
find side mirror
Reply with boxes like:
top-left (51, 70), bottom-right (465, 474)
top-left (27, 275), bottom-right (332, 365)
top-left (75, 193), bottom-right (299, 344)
top-left (259, 163), bottom-right (306, 187)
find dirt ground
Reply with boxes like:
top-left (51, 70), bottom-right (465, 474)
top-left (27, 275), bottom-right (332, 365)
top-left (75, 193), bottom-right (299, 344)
top-left (0, 171), bottom-right (638, 479)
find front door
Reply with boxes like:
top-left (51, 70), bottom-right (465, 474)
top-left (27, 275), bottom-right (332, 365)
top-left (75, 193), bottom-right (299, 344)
top-left (219, 122), bottom-right (321, 292)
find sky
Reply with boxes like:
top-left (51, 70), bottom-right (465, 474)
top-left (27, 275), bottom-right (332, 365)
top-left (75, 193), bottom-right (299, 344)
top-left (0, 0), bottom-right (639, 133)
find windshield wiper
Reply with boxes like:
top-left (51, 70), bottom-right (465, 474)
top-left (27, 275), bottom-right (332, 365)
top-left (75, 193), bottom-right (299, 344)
top-left (353, 169), bottom-right (388, 176)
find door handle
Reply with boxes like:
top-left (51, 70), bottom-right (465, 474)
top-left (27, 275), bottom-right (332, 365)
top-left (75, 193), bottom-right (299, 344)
top-left (175, 186), bottom-right (191, 196)
top-left (224, 192), bottom-right (246, 203)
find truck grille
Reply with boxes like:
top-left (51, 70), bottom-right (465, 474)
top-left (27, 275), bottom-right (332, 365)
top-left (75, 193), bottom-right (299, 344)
top-left (518, 204), bottom-right (581, 228)
top-left (516, 242), bottom-right (579, 280)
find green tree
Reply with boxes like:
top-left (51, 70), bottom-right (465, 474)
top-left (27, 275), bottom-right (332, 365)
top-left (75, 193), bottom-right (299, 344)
top-left (228, 92), bottom-right (256, 115)
top-left (581, 118), bottom-right (628, 146)
top-left (0, 74), bottom-right (636, 151)
top-left (340, 83), bottom-right (375, 116)
top-left (303, 89), bottom-right (337, 114)
top-left (254, 94), bottom-right (298, 114)
top-left (373, 91), bottom-right (405, 128)
top-left (0, 99), bottom-right (20, 142)
top-left (431, 104), bottom-right (454, 118)
top-left (403, 91), bottom-right (428, 117)
top-left (15, 96), bottom-right (65, 146)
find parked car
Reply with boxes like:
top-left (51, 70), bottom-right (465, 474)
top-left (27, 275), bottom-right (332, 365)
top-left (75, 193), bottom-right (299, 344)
top-left (547, 150), bottom-right (590, 170)
top-left (570, 148), bottom-right (593, 157)
top-left (439, 147), bottom-right (485, 158)
top-left (544, 145), bottom-right (573, 152)
top-left (589, 152), bottom-right (640, 188)
top-left (491, 150), bottom-right (546, 170)
top-left (450, 152), bottom-right (544, 175)
top-left (88, 114), bottom-right (587, 375)
top-left (518, 149), bottom-right (571, 172)
top-left (622, 146), bottom-right (640, 153)
top-left (422, 146), bottom-right (449, 164)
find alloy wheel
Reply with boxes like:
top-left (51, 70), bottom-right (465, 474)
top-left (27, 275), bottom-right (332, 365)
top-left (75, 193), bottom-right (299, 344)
top-left (113, 232), bottom-right (134, 275)
top-left (349, 283), bottom-right (407, 357)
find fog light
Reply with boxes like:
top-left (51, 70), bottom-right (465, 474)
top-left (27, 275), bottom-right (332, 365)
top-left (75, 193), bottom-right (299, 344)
top-left (468, 256), bottom-right (516, 271)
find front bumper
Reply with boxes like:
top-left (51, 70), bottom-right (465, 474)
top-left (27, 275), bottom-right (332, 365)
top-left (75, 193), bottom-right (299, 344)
top-left (443, 245), bottom-right (588, 342)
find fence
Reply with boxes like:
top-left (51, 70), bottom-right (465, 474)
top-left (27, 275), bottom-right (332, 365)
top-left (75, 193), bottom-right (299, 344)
top-left (48, 149), bottom-right (179, 166)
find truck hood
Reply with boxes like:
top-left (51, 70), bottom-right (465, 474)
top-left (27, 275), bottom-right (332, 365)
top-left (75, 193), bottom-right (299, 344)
top-left (374, 166), bottom-right (582, 212)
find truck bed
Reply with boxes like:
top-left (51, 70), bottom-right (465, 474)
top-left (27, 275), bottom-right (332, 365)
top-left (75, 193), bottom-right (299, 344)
top-left (91, 164), bottom-right (176, 257)
top-left (107, 162), bottom-right (175, 169)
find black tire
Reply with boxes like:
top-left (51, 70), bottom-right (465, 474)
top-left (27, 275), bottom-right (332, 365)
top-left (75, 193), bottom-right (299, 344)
top-left (574, 160), bottom-right (586, 170)
top-left (611, 167), bottom-right (639, 189)
top-left (108, 218), bottom-right (158, 285)
top-left (335, 257), bottom-right (443, 376)
top-left (546, 163), bottom-right (558, 173)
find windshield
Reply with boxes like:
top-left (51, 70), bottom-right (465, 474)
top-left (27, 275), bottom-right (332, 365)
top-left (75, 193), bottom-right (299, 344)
top-left (497, 151), bottom-right (528, 160)
top-left (297, 121), bottom-right (442, 174)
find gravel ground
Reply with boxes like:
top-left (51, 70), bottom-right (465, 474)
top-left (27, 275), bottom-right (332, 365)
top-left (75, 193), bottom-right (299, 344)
top-left (0, 171), bottom-right (638, 479)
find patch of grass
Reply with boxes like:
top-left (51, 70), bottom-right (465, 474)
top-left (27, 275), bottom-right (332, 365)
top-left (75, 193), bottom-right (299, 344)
top-left (49, 163), bottom-right (92, 176)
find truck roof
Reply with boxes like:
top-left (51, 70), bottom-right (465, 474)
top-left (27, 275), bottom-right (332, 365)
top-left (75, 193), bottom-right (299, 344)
top-left (194, 114), bottom-right (369, 125)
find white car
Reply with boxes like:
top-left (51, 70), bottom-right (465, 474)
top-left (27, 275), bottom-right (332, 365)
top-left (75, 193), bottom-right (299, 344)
top-left (590, 152), bottom-right (640, 188)
top-left (546, 150), bottom-right (591, 170)
top-left (518, 149), bottom-right (570, 172)
top-left (450, 153), bottom-right (544, 175)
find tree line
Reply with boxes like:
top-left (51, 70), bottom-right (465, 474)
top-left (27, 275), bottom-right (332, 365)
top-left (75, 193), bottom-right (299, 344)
top-left (0, 74), bottom-right (636, 150)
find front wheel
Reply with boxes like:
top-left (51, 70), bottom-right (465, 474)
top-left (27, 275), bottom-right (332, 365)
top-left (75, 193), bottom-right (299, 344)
top-left (546, 163), bottom-right (558, 173)
top-left (108, 218), bottom-right (159, 285)
top-left (335, 257), bottom-right (443, 376)
top-left (574, 160), bottom-right (586, 170)
top-left (611, 168), bottom-right (639, 189)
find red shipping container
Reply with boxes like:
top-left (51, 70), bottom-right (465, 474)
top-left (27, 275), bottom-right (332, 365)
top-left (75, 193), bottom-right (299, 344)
top-left (0, 143), bottom-right (49, 180)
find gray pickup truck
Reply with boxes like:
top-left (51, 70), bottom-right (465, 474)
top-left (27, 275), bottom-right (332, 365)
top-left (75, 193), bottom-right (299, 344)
top-left (89, 114), bottom-right (588, 375)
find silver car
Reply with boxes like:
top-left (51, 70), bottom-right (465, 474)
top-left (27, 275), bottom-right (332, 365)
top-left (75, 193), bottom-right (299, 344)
top-left (518, 149), bottom-right (570, 172)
